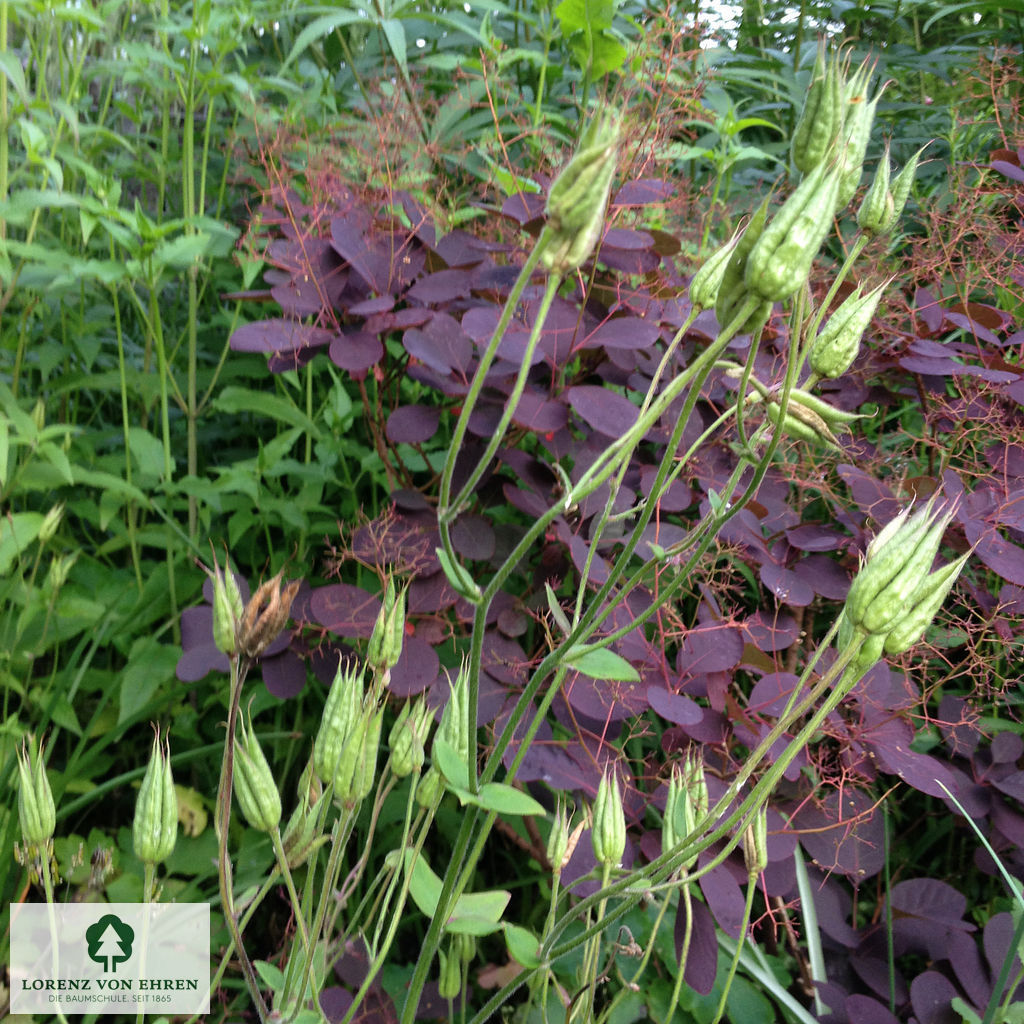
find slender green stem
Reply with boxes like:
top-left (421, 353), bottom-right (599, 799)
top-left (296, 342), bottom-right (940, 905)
top-left (40, 848), bottom-right (71, 1024)
top-left (662, 878), bottom-right (694, 1024)
top-left (711, 864), bottom-right (759, 1024)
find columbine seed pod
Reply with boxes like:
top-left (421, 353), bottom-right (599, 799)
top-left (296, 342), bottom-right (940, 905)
top-left (591, 769), bottom-right (626, 868)
top-left (662, 763), bottom-right (686, 858)
top-left (281, 758), bottom-right (331, 869)
top-left (883, 145), bottom-right (927, 235)
top-left (836, 63), bottom-right (882, 209)
top-left (233, 713), bottom-right (282, 833)
top-left (438, 946), bottom-right (461, 1000)
top-left (858, 142), bottom-right (894, 236)
top-left (542, 109), bottom-right (621, 276)
top-left (744, 159), bottom-right (843, 302)
top-left (882, 552), bottom-right (970, 656)
top-left (844, 498), bottom-right (954, 636)
top-left (16, 735), bottom-right (56, 847)
top-left (237, 569), bottom-right (300, 661)
top-left (38, 502), bottom-right (64, 545)
top-left (332, 703), bottom-right (383, 808)
top-left (715, 196), bottom-right (772, 331)
top-left (689, 231), bottom-right (741, 312)
top-left (808, 281), bottom-right (888, 379)
top-left (791, 44), bottom-right (843, 174)
top-left (389, 697), bottom-right (433, 778)
top-left (435, 661), bottom-right (471, 762)
top-left (766, 400), bottom-right (842, 450)
top-left (743, 809), bottom-right (769, 875)
top-left (314, 659), bottom-right (365, 786)
top-left (788, 389), bottom-right (867, 431)
top-left (368, 578), bottom-right (407, 672)
top-left (133, 727), bottom-right (177, 866)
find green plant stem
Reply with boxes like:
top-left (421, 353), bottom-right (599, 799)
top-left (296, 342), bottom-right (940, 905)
top-left (214, 654), bottom-right (270, 1022)
top-left (662, 877), bottom-right (694, 1024)
top-left (40, 847), bottom-right (71, 1024)
top-left (270, 827), bottom-right (310, 955)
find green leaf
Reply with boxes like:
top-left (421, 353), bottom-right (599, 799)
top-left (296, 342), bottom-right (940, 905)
top-left (380, 18), bottom-right (408, 76)
top-left (504, 924), bottom-right (544, 968)
top-left (118, 637), bottom-right (180, 726)
top-left (433, 738), bottom-right (471, 791)
top-left (254, 960), bottom-right (286, 992)
top-left (433, 740), bottom-right (546, 816)
top-left (475, 782), bottom-right (546, 817)
top-left (404, 849), bottom-right (510, 935)
top-left (212, 386), bottom-right (322, 439)
top-left (127, 426), bottom-right (169, 479)
top-left (284, 11), bottom-right (367, 69)
top-left (0, 512), bottom-right (43, 574)
top-left (564, 645), bottom-right (639, 682)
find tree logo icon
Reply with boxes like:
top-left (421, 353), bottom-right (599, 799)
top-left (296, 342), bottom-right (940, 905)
top-left (85, 914), bottom-right (135, 972)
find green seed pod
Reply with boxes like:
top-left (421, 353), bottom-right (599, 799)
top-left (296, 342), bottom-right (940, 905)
top-left (547, 797), bottom-right (571, 873)
top-left (848, 630), bottom-right (885, 678)
top-left (368, 578), bottom-right (407, 672)
top-left (281, 758), bottom-right (331, 869)
top-left (791, 44), bottom-right (843, 174)
top-left (788, 388), bottom-right (867, 428)
top-left (857, 142), bottom-right (894, 236)
top-left (416, 766), bottom-right (444, 808)
top-left (683, 750), bottom-right (709, 821)
top-left (542, 109), bottom-right (621, 276)
top-left (233, 713), bottom-right (282, 833)
top-left (715, 196), bottom-right (771, 329)
top-left (38, 502), bottom-right (64, 545)
top-left (859, 512), bottom-right (952, 635)
top-left (836, 65), bottom-right (882, 209)
top-left (133, 727), bottom-right (177, 866)
top-left (882, 553), bottom-right (970, 656)
top-left (16, 735), bottom-right (56, 847)
top-left (766, 400), bottom-right (842, 451)
top-left (844, 498), bottom-right (953, 635)
top-left (808, 281), bottom-right (888, 379)
top-left (314, 658), bottom-right (364, 786)
top-left (389, 697), bottom-right (433, 778)
top-left (745, 160), bottom-right (843, 302)
top-left (332, 704), bottom-right (383, 808)
top-left (884, 145), bottom-right (927, 235)
top-left (591, 769), bottom-right (626, 868)
top-left (689, 231), bottom-right (741, 311)
top-left (456, 934), bottom-right (477, 965)
top-left (743, 807), bottom-right (769, 875)
top-left (438, 946), bottom-right (461, 1000)
top-left (435, 662), bottom-right (471, 763)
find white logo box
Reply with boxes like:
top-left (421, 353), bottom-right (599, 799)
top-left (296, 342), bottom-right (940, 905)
top-left (11, 902), bottom-right (210, 1015)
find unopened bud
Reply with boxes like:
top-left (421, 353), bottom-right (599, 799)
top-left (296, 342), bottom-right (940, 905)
top-left (133, 726), bottom-right (177, 865)
top-left (438, 946), bottom-right (461, 1000)
top-left (542, 109), bottom-right (621, 276)
top-left (591, 769), bottom-right (626, 868)
top-left (16, 734), bottom-right (56, 847)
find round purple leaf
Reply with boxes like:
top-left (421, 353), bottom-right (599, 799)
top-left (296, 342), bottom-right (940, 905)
top-left (386, 404), bottom-right (440, 444)
top-left (329, 330), bottom-right (383, 372)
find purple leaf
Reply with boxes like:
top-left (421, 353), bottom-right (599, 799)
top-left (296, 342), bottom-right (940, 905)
top-left (612, 179), bottom-right (674, 206)
top-left (582, 316), bottom-right (661, 351)
top-left (792, 554), bottom-right (851, 599)
top-left (844, 995), bottom-right (901, 1024)
top-left (964, 521), bottom-right (1024, 585)
top-left (388, 637), bottom-right (440, 697)
top-left (386, 404), bottom-right (441, 444)
top-left (909, 971), bottom-right (960, 1024)
top-left (759, 563), bottom-right (815, 606)
top-left (329, 331), bottom-right (384, 372)
top-left (500, 192), bottom-right (544, 224)
top-left (510, 389), bottom-right (568, 433)
top-left (567, 386), bottom-right (640, 438)
top-left (451, 514), bottom-right (496, 561)
top-left (231, 318), bottom-right (333, 355)
top-left (403, 314), bottom-right (474, 375)
top-left (699, 860), bottom-right (745, 939)
top-left (647, 686), bottom-right (703, 726)
top-left (406, 268), bottom-right (471, 304)
top-left (677, 898), bottom-right (717, 995)
top-left (262, 648), bottom-right (307, 699)
top-left (677, 624), bottom-right (743, 674)
top-left (784, 524), bottom-right (846, 552)
top-left (747, 673), bottom-right (800, 716)
top-left (867, 717), bottom-right (959, 798)
top-left (795, 788), bottom-right (885, 879)
top-left (565, 667), bottom-right (648, 722)
top-left (309, 584), bottom-right (382, 637)
top-left (743, 610), bottom-right (800, 652)
top-left (915, 287), bottom-right (945, 335)
top-left (984, 912), bottom-right (1024, 999)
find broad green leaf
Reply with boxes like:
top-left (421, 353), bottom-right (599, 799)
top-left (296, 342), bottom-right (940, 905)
top-left (213, 386), bottom-right (322, 439)
top-left (118, 636), bottom-right (180, 726)
top-left (434, 740), bottom-right (545, 815)
top-left (0, 512), bottom-right (43, 574)
top-left (284, 11), bottom-right (367, 69)
top-left (404, 849), bottom-right (510, 934)
top-left (380, 18), bottom-right (408, 76)
top-left (37, 441), bottom-right (74, 484)
top-left (127, 426), bottom-right (169, 479)
top-left (475, 782), bottom-right (546, 817)
top-left (433, 738), bottom-right (471, 791)
top-left (505, 924), bottom-right (544, 968)
top-left (555, 0), bottom-right (614, 33)
top-left (254, 960), bottom-right (286, 992)
top-left (564, 645), bottom-right (639, 682)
